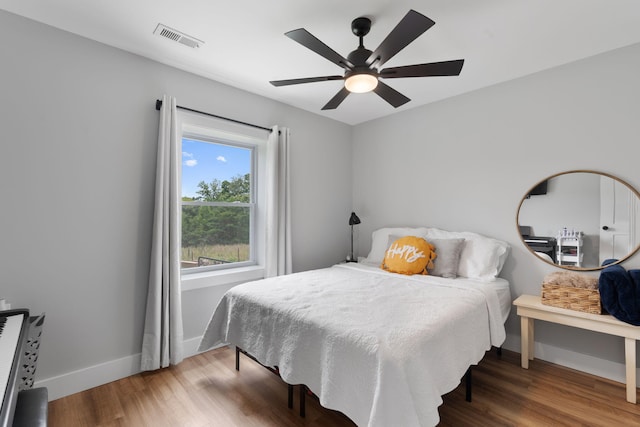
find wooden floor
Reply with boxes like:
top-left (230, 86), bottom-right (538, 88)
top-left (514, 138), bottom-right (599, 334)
top-left (48, 346), bottom-right (640, 426)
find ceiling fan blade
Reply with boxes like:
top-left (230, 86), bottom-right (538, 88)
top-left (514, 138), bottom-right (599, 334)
top-left (285, 28), bottom-right (353, 70)
top-left (270, 75), bottom-right (344, 87)
top-left (367, 10), bottom-right (435, 68)
top-left (322, 87), bottom-right (350, 110)
top-left (380, 59), bottom-right (464, 78)
top-left (373, 81), bottom-right (410, 108)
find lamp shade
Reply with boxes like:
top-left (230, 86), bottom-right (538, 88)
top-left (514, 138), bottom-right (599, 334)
top-left (349, 212), bottom-right (361, 225)
top-left (344, 73), bottom-right (378, 93)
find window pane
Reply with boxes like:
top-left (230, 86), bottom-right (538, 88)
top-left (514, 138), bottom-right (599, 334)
top-left (181, 138), bottom-right (253, 271)
top-left (182, 138), bottom-right (251, 200)
top-left (181, 205), bottom-right (250, 269)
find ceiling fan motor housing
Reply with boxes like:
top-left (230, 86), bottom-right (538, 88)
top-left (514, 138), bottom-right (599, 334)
top-left (347, 47), bottom-right (375, 69)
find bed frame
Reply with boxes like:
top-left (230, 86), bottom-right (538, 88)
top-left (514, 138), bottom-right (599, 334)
top-left (235, 345), bottom-right (502, 417)
top-left (235, 347), bottom-right (295, 409)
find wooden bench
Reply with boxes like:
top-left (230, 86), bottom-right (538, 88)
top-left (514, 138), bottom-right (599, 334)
top-left (513, 294), bottom-right (640, 403)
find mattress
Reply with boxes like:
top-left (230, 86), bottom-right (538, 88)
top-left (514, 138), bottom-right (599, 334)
top-left (198, 263), bottom-right (510, 426)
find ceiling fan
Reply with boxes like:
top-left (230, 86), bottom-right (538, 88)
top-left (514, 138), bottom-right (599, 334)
top-left (270, 9), bottom-right (464, 110)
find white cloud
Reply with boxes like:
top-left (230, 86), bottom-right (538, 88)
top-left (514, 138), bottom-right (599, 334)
top-left (217, 156), bottom-right (227, 163)
top-left (184, 159), bottom-right (198, 167)
top-left (182, 151), bottom-right (193, 158)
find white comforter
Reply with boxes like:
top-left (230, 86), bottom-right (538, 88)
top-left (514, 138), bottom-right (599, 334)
top-left (198, 263), bottom-right (507, 427)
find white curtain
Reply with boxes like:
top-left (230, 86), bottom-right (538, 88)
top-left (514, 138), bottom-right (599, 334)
top-left (265, 126), bottom-right (292, 277)
top-left (141, 95), bottom-right (184, 370)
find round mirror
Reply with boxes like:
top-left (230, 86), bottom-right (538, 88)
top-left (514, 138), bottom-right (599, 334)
top-left (517, 170), bottom-right (640, 271)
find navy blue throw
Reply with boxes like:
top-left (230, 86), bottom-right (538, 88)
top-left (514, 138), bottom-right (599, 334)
top-left (598, 264), bottom-right (640, 325)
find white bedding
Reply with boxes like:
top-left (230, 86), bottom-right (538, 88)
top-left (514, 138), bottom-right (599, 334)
top-left (198, 263), bottom-right (509, 427)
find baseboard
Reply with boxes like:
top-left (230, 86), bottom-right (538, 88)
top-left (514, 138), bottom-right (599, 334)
top-left (36, 333), bottom-right (635, 401)
top-left (34, 352), bottom-right (143, 401)
top-left (503, 332), bottom-right (634, 386)
top-left (35, 336), bottom-right (217, 401)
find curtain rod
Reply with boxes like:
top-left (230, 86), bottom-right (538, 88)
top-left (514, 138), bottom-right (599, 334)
top-left (155, 99), bottom-right (273, 133)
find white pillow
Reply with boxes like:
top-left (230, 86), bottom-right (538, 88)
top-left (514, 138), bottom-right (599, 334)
top-left (363, 227), bottom-right (429, 265)
top-left (424, 228), bottom-right (510, 281)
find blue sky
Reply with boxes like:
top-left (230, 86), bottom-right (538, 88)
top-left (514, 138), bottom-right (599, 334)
top-left (181, 138), bottom-right (251, 198)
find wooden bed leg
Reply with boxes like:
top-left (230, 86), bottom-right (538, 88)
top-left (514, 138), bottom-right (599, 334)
top-left (465, 368), bottom-right (472, 402)
top-left (235, 346), bottom-right (240, 371)
top-left (288, 384), bottom-right (293, 409)
top-left (299, 385), bottom-right (306, 418)
top-left (497, 346), bottom-right (503, 358)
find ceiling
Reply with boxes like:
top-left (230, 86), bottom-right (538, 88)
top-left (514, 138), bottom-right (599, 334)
top-left (2, 0), bottom-right (640, 125)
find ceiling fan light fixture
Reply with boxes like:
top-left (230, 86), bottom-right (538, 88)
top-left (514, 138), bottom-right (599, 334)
top-left (344, 73), bottom-right (378, 93)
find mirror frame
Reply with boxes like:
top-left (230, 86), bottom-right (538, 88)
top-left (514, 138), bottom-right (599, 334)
top-left (517, 170), bottom-right (640, 271)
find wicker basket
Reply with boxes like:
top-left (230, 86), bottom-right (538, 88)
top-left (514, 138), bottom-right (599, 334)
top-left (541, 283), bottom-right (601, 314)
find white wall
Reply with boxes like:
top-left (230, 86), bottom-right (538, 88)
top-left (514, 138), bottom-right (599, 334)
top-left (0, 10), bottom-right (352, 399)
top-left (352, 42), bottom-right (640, 383)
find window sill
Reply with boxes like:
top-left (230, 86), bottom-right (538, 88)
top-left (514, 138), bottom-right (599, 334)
top-left (181, 265), bottom-right (265, 292)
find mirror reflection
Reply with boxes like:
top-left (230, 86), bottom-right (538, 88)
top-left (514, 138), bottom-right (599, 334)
top-left (517, 171), bottom-right (640, 270)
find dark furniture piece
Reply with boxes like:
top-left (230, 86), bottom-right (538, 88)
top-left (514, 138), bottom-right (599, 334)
top-left (520, 226), bottom-right (557, 263)
top-left (0, 310), bottom-right (47, 427)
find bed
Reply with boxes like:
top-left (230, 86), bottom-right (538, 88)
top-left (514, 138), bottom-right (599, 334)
top-left (198, 227), bottom-right (511, 426)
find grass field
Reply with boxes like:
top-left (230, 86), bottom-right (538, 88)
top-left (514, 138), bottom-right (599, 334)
top-left (181, 244), bottom-right (249, 268)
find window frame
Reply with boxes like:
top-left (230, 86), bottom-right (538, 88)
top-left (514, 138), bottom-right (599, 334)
top-left (177, 111), bottom-right (268, 285)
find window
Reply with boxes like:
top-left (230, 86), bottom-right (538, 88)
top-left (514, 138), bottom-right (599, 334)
top-left (181, 138), bottom-right (253, 270)
top-left (179, 113), bottom-right (267, 276)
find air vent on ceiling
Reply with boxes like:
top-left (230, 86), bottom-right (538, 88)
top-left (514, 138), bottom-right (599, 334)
top-left (154, 24), bottom-right (203, 49)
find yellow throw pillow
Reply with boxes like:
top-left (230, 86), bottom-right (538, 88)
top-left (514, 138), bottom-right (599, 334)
top-left (381, 236), bottom-right (436, 275)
